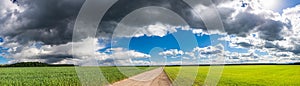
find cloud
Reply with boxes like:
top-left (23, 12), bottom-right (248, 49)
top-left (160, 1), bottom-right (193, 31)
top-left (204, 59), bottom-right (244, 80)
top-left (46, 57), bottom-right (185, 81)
top-left (112, 23), bottom-right (179, 38)
top-left (218, 33), bottom-right (300, 63)
top-left (104, 48), bottom-right (151, 59)
top-left (1, 0), bottom-right (191, 64)
top-left (283, 5), bottom-right (300, 32)
top-left (219, 1), bottom-right (289, 40)
top-left (0, 0), bottom-right (85, 45)
top-left (1, 0), bottom-right (300, 64)
top-left (159, 49), bottom-right (184, 58)
top-left (4, 37), bottom-right (152, 65)
top-left (192, 46), bottom-right (223, 55)
top-left (4, 37), bottom-right (104, 63)
top-left (159, 43), bottom-right (300, 64)
top-left (279, 5), bottom-right (300, 54)
top-left (99, 48), bottom-right (151, 66)
top-left (97, 0), bottom-right (207, 37)
top-left (0, 0), bottom-right (200, 45)
top-left (159, 45), bottom-right (225, 63)
top-left (215, 2), bottom-right (300, 59)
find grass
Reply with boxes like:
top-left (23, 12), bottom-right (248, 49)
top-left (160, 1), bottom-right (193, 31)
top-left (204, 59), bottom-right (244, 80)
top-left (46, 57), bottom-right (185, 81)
top-left (0, 66), bottom-right (156, 86)
top-left (164, 65), bottom-right (300, 86)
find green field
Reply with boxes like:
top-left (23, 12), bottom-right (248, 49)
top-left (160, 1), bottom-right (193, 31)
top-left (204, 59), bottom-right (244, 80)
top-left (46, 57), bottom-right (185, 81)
top-left (164, 65), bottom-right (300, 86)
top-left (1, 65), bottom-right (299, 86)
top-left (0, 66), bottom-right (156, 86)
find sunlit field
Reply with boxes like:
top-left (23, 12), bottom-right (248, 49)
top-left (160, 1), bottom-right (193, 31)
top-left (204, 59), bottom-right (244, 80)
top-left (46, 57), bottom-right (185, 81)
top-left (0, 67), bottom-right (156, 86)
top-left (164, 65), bottom-right (300, 86)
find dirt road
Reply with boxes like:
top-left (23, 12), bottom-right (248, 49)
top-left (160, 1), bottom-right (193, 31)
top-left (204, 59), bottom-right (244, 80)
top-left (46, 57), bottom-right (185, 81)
top-left (110, 67), bottom-right (172, 86)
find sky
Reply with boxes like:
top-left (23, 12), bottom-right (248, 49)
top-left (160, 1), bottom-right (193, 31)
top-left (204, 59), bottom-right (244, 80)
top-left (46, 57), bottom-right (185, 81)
top-left (0, 0), bottom-right (300, 65)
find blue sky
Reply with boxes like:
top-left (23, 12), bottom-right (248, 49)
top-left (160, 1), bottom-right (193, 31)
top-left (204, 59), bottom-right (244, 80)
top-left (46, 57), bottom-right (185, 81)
top-left (278, 0), bottom-right (300, 13)
top-left (107, 28), bottom-right (261, 64)
top-left (248, 0), bottom-right (300, 13)
top-left (0, 37), bottom-right (8, 64)
top-left (115, 29), bottom-right (250, 54)
top-left (0, 37), bottom-right (9, 64)
top-left (128, 29), bottom-right (211, 53)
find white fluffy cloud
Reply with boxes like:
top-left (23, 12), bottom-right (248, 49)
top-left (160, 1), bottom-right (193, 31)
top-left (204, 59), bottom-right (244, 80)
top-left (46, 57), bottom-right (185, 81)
top-left (103, 48), bottom-right (151, 59)
top-left (4, 38), bottom-right (103, 63)
top-left (2, 37), bottom-right (151, 65)
top-left (283, 5), bottom-right (300, 33)
top-left (159, 45), bottom-right (225, 64)
top-left (99, 48), bottom-right (151, 66)
top-left (113, 23), bottom-right (182, 37)
top-left (214, 1), bottom-right (300, 62)
top-left (159, 49), bottom-right (184, 58)
top-left (219, 34), bottom-right (265, 48)
top-left (159, 43), bottom-right (300, 64)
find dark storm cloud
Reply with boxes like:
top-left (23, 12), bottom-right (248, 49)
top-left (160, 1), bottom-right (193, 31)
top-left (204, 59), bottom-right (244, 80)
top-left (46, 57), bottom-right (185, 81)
top-left (7, 0), bottom-right (284, 45)
top-left (1, 0), bottom-right (85, 45)
top-left (2, 0), bottom-right (288, 45)
top-left (223, 12), bottom-right (264, 37)
top-left (38, 54), bottom-right (73, 63)
top-left (220, 7), bottom-right (289, 41)
top-left (98, 0), bottom-right (235, 35)
top-left (236, 42), bottom-right (253, 48)
top-left (97, 0), bottom-right (206, 36)
top-left (256, 20), bottom-right (284, 41)
top-left (264, 41), bottom-right (300, 55)
top-left (1, 0), bottom-right (209, 45)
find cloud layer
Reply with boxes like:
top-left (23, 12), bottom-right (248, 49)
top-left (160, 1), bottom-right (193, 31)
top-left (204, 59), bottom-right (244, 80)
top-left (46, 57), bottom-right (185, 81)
top-left (0, 0), bottom-right (299, 65)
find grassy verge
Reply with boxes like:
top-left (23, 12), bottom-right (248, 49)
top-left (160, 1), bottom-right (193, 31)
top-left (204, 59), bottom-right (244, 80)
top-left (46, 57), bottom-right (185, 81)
top-left (0, 66), bottom-right (156, 86)
top-left (164, 65), bottom-right (300, 86)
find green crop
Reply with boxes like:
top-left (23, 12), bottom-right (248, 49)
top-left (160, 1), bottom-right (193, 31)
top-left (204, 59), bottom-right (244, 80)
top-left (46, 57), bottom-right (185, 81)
top-left (0, 66), bottom-right (156, 86)
top-left (164, 65), bottom-right (300, 86)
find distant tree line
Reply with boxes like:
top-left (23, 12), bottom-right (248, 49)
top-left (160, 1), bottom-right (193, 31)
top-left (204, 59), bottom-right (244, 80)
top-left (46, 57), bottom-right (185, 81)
top-left (0, 62), bottom-right (75, 67)
top-left (0, 62), bottom-right (298, 67)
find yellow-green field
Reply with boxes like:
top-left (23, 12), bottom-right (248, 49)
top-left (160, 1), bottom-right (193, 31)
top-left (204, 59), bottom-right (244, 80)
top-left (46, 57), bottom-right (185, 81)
top-left (164, 65), bottom-right (300, 86)
top-left (0, 67), bottom-right (155, 86)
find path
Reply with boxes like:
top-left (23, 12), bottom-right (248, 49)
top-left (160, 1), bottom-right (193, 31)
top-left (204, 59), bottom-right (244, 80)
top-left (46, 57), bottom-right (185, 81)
top-left (110, 67), bottom-right (172, 86)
